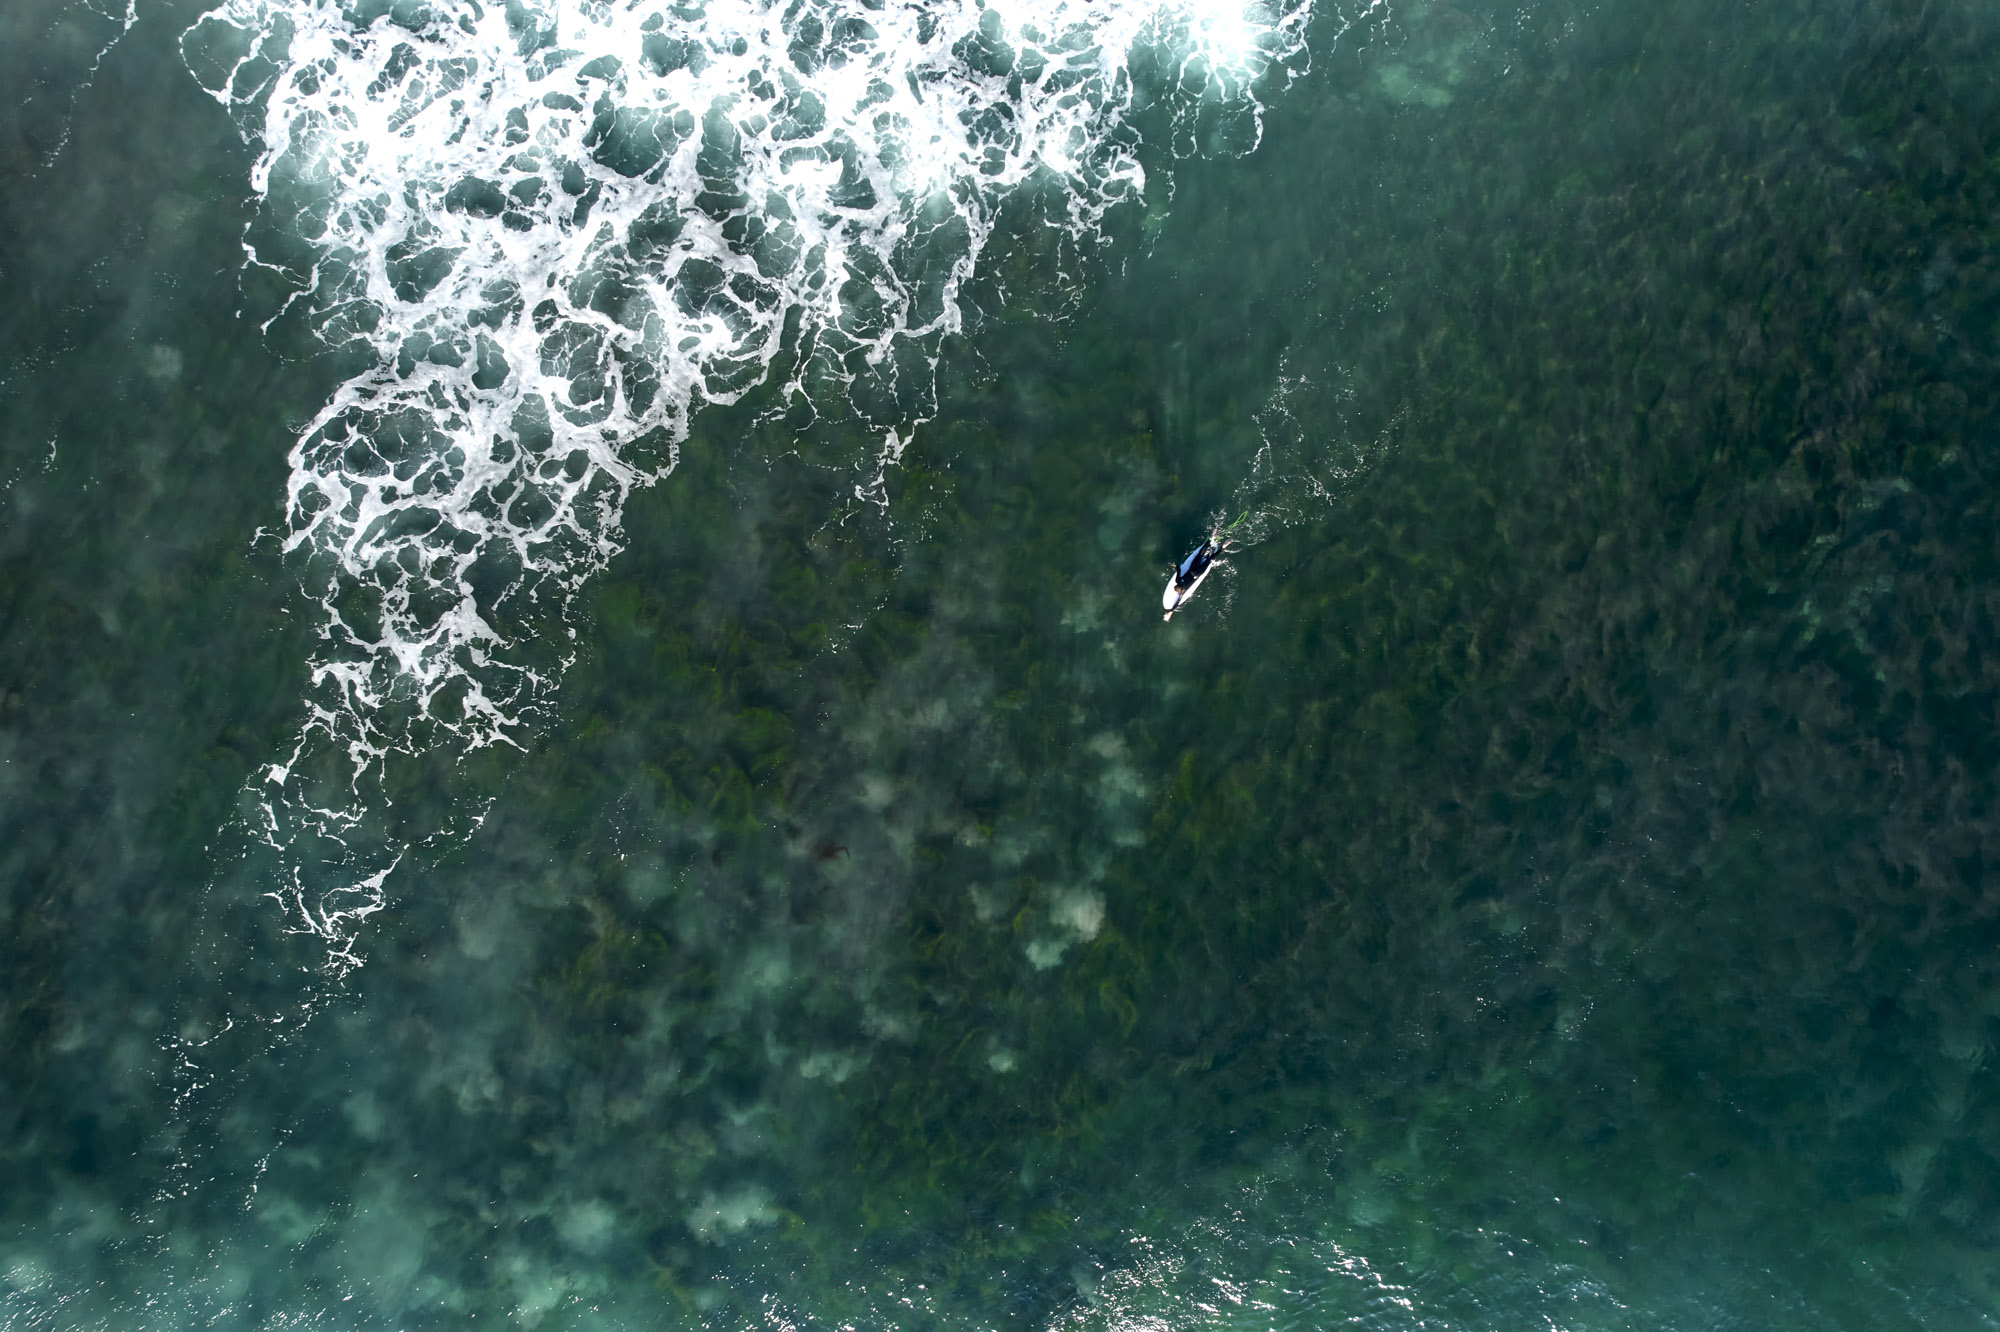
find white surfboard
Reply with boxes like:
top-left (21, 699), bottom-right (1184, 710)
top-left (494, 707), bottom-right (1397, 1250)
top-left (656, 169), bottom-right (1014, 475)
top-left (1162, 538), bottom-right (1219, 620)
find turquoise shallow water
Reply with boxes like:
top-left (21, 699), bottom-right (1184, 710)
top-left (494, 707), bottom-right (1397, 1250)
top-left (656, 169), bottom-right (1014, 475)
top-left (7, 0), bottom-right (2000, 1327)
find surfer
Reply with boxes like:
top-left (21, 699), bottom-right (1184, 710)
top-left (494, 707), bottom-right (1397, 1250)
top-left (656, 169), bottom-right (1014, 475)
top-left (1161, 536), bottom-right (1217, 620)
top-left (1161, 512), bottom-right (1250, 621)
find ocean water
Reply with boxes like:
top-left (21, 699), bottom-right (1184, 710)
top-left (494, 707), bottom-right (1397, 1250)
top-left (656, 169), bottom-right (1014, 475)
top-left (6, 0), bottom-right (2000, 1326)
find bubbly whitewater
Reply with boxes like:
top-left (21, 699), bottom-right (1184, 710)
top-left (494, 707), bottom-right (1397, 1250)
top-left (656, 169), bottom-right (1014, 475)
top-left (179, 0), bottom-right (1314, 961)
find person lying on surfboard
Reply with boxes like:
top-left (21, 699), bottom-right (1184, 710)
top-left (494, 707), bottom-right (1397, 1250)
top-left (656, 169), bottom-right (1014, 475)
top-left (1161, 513), bottom-right (1247, 621)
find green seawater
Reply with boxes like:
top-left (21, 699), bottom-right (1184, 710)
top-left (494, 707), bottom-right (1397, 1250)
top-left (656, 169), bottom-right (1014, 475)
top-left (6, 0), bottom-right (2000, 1327)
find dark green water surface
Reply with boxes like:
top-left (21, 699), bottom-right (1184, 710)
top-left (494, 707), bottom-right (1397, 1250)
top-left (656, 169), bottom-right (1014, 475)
top-left (6, 0), bottom-right (2000, 1327)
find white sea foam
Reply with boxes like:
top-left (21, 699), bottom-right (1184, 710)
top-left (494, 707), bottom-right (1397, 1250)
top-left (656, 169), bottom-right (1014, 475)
top-left (181, 0), bottom-right (1313, 963)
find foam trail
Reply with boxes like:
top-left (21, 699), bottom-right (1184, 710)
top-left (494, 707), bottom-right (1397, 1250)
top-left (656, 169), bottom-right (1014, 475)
top-left (180, 0), bottom-right (1314, 965)
top-left (1212, 350), bottom-right (1393, 553)
top-left (13, 0), bottom-right (144, 171)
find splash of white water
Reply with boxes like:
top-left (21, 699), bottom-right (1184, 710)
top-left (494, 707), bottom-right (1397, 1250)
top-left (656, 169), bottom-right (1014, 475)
top-left (181, 0), bottom-right (1312, 963)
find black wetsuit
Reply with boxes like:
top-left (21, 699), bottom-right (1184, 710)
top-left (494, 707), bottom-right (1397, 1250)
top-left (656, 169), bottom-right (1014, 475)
top-left (1173, 539), bottom-right (1216, 593)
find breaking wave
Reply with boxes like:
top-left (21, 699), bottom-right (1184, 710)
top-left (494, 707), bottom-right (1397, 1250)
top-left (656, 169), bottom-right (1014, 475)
top-left (181, 0), bottom-right (1313, 963)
